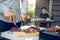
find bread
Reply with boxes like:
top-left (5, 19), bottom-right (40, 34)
top-left (13, 32), bottom-right (39, 37)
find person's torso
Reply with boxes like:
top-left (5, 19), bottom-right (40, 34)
top-left (40, 13), bottom-right (49, 19)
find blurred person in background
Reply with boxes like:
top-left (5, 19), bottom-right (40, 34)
top-left (37, 7), bottom-right (50, 27)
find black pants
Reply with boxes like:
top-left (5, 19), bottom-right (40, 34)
top-left (0, 20), bottom-right (21, 32)
top-left (40, 22), bottom-right (51, 27)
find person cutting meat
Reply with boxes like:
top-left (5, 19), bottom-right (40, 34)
top-left (0, 0), bottom-right (28, 32)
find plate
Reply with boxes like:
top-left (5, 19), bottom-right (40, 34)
top-left (39, 27), bottom-right (46, 30)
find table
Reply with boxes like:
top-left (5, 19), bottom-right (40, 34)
top-left (34, 19), bottom-right (55, 27)
top-left (40, 31), bottom-right (60, 40)
top-left (39, 27), bottom-right (60, 40)
top-left (1, 27), bottom-right (45, 40)
top-left (1, 31), bottom-right (39, 40)
top-left (1, 27), bottom-right (60, 40)
top-left (0, 36), bottom-right (10, 40)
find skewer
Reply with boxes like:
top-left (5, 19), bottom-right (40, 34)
top-left (13, 16), bottom-right (18, 27)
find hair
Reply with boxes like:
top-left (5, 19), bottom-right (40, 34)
top-left (41, 7), bottom-right (46, 10)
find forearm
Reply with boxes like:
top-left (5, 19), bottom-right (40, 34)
top-left (21, 0), bottom-right (28, 14)
top-left (37, 18), bottom-right (45, 20)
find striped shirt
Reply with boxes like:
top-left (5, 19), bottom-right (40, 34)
top-left (0, 0), bottom-right (28, 23)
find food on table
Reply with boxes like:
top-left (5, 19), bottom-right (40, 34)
top-left (45, 25), bottom-right (60, 32)
top-left (10, 26), bottom-right (40, 37)
top-left (46, 18), bottom-right (51, 21)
